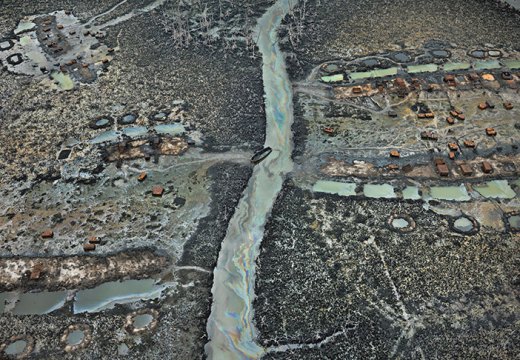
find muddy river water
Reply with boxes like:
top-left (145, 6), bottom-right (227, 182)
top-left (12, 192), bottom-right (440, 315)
top-left (205, 0), bottom-right (297, 358)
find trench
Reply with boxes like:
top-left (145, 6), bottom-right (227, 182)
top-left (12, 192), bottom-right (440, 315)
top-left (204, 0), bottom-right (297, 359)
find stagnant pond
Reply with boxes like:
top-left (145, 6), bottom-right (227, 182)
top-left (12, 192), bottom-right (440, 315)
top-left (0, 279), bottom-right (166, 315)
top-left (205, 0), bottom-right (297, 358)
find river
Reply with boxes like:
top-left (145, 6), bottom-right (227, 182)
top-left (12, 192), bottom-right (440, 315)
top-left (205, 0), bottom-right (298, 359)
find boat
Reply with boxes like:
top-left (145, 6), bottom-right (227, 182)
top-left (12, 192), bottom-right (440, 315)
top-left (251, 147), bottom-right (272, 164)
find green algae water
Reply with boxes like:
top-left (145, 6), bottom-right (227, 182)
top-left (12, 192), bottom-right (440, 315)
top-left (313, 180), bottom-right (356, 196)
top-left (402, 186), bottom-right (421, 200)
top-left (429, 185), bottom-right (470, 201)
top-left (51, 71), bottom-right (74, 91)
top-left (392, 218), bottom-right (410, 228)
top-left (407, 64), bottom-right (437, 73)
top-left (363, 184), bottom-right (396, 198)
top-left (74, 279), bottom-right (165, 313)
top-left (473, 180), bottom-right (516, 199)
top-left (443, 62), bottom-right (471, 71)
top-left (454, 217), bottom-right (474, 233)
top-left (350, 67), bottom-right (398, 80)
top-left (205, 1), bottom-right (297, 358)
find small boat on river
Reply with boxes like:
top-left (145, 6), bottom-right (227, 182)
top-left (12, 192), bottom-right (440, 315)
top-left (251, 147), bottom-right (272, 164)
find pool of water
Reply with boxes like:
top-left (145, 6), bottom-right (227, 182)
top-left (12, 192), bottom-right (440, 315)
top-left (19, 35), bottom-right (31, 46)
top-left (454, 217), bottom-right (474, 233)
top-left (508, 215), bottom-right (520, 230)
top-left (153, 112), bottom-right (168, 121)
top-left (362, 58), bottom-right (379, 67)
top-left (90, 130), bottom-right (120, 144)
top-left (474, 60), bottom-right (501, 70)
top-left (402, 186), bottom-right (421, 200)
top-left (322, 64), bottom-right (339, 73)
top-left (469, 50), bottom-right (486, 58)
top-left (14, 21), bottom-right (35, 34)
top-left (11, 291), bottom-right (67, 315)
top-left (5, 340), bottom-right (27, 355)
top-left (51, 71), bottom-right (74, 91)
top-left (118, 343), bottom-right (129, 355)
top-left (429, 185), bottom-right (470, 201)
top-left (66, 330), bottom-right (85, 346)
top-left (153, 123), bottom-right (185, 136)
top-left (121, 114), bottom-right (137, 124)
top-left (392, 218), bottom-right (410, 229)
top-left (312, 180), bottom-right (356, 196)
top-left (121, 126), bottom-right (148, 138)
top-left (363, 184), bottom-right (396, 198)
top-left (473, 180), bottom-right (516, 199)
top-left (443, 62), bottom-right (471, 71)
top-left (74, 279), bottom-right (165, 313)
top-left (392, 52), bottom-right (412, 62)
top-left (350, 67), bottom-right (398, 80)
top-left (133, 314), bottom-right (154, 329)
top-left (407, 64), bottom-right (438, 73)
top-left (321, 74), bottom-right (343, 83)
top-left (431, 50), bottom-right (450, 58)
top-left (504, 59), bottom-right (520, 70)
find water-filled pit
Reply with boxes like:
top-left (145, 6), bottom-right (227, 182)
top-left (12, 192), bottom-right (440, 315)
top-left (11, 290), bottom-right (67, 315)
top-left (133, 314), bottom-right (154, 329)
top-left (1, 336), bottom-right (33, 358)
top-left (73, 279), bottom-right (165, 313)
top-left (392, 218), bottom-right (409, 228)
top-left (120, 114), bottom-right (137, 124)
top-left (61, 324), bottom-right (91, 352)
top-left (363, 184), bottom-right (396, 199)
top-left (4, 340), bottom-right (27, 356)
top-left (453, 217), bottom-right (476, 234)
top-left (473, 180), bottom-right (516, 199)
top-left (95, 118), bottom-right (111, 128)
top-left (66, 330), bottom-right (85, 346)
top-left (312, 180), bottom-right (357, 197)
top-left (469, 49), bottom-right (486, 58)
top-left (429, 185), bottom-right (470, 201)
top-left (507, 214), bottom-right (520, 231)
top-left (392, 52), bottom-right (412, 62)
top-left (388, 214), bottom-right (416, 233)
top-left (125, 309), bottom-right (159, 334)
top-left (431, 49), bottom-right (450, 58)
top-left (402, 186), bottom-right (421, 200)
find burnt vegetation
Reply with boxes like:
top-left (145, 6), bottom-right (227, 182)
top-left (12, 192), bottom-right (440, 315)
top-left (158, 0), bottom-right (274, 55)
